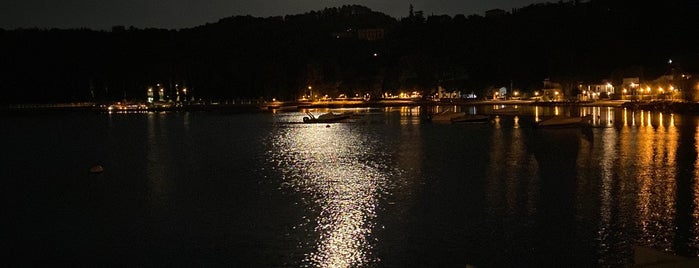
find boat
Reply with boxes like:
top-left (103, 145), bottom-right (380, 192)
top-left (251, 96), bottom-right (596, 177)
top-left (451, 114), bottom-right (490, 123)
top-left (89, 165), bottom-right (104, 174)
top-left (534, 114), bottom-right (592, 128)
top-left (302, 112), bottom-right (351, 123)
top-left (429, 110), bottom-right (466, 122)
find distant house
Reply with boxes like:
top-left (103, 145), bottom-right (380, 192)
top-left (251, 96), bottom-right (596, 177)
top-left (333, 28), bottom-right (384, 41)
top-left (357, 28), bottom-right (384, 41)
top-left (485, 9), bottom-right (507, 18)
top-left (580, 80), bottom-right (615, 100)
top-left (541, 79), bottom-right (562, 101)
top-left (436, 86), bottom-right (460, 100)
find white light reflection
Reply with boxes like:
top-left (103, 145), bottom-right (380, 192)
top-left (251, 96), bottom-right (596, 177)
top-left (596, 122), bottom-right (618, 258)
top-left (270, 122), bottom-right (392, 267)
top-left (146, 112), bottom-right (170, 209)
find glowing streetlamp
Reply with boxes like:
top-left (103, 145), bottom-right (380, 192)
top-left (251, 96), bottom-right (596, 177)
top-left (147, 87), bottom-right (154, 103)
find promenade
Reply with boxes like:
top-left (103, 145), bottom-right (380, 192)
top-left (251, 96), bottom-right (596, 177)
top-left (0, 99), bottom-right (642, 113)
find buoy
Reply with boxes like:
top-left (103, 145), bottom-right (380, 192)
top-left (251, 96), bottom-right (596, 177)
top-left (89, 165), bottom-right (104, 174)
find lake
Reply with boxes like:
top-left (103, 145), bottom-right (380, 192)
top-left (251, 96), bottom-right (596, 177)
top-left (4, 105), bottom-right (699, 267)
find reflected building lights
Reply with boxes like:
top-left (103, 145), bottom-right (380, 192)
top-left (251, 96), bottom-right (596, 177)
top-left (694, 125), bottom-right (699, 242)
top-left (400, 106), bottom-right (421, 125)
top-left (659, 113), bottom-right (664, 129)
top-left (633, 110), bottom-right (678, 249)
top-left (670, 114), bottom-right (675, 128)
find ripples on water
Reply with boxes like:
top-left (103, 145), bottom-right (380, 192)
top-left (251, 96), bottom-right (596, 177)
top-left (264, 106), bottom-right (699, 267)
top-left (5, 106), bottom-right (699, 267)
top-left (267, 113), bottom-right (402, 267)
top-left (272, 124), bottom-right (392, 267)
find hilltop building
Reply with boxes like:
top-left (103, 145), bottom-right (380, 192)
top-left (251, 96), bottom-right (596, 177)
top-left (357, 28), bottom-right (384, 41)
top-left (333, 28), bottom-right (385, 41)
top-left (485, 9), bottom-right (507, 18)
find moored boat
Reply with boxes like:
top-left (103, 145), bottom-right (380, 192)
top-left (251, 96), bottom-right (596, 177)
top-left (451, 114), bottom-right (490, 123)
top-left (534, 114), bottom-right (592, 128)
top-left (302, 112), bottom-right (351, 123)
top-left (429, 110), bottom-right (466, 122)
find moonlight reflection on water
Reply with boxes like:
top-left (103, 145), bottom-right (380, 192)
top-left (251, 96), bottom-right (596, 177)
top-left (268, 123), bottom-right (399, 267)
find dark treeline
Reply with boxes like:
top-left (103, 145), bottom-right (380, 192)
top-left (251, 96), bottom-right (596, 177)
top-left (1, 1), bottom-right (698, 104)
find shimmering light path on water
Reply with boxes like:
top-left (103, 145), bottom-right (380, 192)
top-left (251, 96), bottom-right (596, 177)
top-left (269, 122), bottom-right (393, 267)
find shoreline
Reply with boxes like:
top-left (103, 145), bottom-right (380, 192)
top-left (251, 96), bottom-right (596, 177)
top-left (7, 99), bottom-right (698, 114)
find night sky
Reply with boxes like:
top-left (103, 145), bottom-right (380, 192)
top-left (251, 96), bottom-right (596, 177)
top-left (1, 0), bottom-right (549, 30)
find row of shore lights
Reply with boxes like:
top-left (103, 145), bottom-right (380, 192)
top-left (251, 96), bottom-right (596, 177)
top-left (146, 84), bottom-right (188, 103)
top-left (623, 83), bottom-right (677, 95)
top-left (298, 86), bottom-right (371, 101)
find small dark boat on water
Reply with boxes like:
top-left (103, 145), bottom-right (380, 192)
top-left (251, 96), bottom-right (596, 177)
top-left (428, 110), bottom-right (466, 122)
top-left (302, 112), bottom-right (351, 123)
top-left (450, 114), bottom-right (490, 123)
top-left (533, 114), bottom-right (593, 128)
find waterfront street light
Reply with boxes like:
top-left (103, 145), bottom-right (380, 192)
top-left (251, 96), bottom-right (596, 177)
top-left (630, 82), bottom-right (637, 100)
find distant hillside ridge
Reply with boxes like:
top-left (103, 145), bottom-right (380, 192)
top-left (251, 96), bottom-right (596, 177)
top-left (1, 1), bottom-right (698, 104)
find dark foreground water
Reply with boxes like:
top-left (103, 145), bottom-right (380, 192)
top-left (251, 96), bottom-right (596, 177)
top-left (4, 105), bottom-right (699, 267)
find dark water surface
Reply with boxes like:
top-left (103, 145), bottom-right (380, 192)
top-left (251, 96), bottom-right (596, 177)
top-left (4, 106), bottom-right (699, 267)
